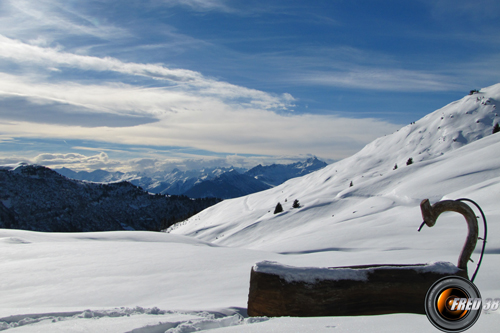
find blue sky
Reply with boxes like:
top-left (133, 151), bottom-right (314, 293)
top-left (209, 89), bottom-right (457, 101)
top-left (0, 0), bottom-right (499, 172)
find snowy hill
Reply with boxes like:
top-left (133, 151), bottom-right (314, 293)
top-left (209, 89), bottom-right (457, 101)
top-left (1, 85), bottom-right (500, 332)
top-left (169, 84), bottom-right (500, 254)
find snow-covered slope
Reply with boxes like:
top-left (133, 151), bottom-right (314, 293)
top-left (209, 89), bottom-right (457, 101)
top-left (169, 84), bottom-right (500, 253)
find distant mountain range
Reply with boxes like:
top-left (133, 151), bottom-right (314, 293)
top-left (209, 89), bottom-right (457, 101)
top-left (0, 164), bottom-right (219, 232)
top-left (55, 157), bottom-right (328, 199)
top-left (245, 158), bottom-right (328, 186)
top-left (183, 169), bottom-right (271, 199)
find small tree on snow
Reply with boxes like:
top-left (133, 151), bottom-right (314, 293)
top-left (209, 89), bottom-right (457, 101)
top-left (349, 181), bottom-right (353, 187)
top-left (274, 202), bottom-right (283, 214)
top-left (406, 157), bottom-right (413, 166)
top-left (292, 199), bottom-right (300, 208)
top-left (493, 123), bottom-right (500, 134)
top-left (393, 163), bottom-right (398, 170)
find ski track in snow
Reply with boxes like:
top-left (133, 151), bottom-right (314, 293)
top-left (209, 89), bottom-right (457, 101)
top-left (0, 307), bottom-right (269, 332)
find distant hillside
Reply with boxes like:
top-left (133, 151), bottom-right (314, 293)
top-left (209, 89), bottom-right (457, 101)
top-left (55, 167), bottom-right (128, 183)
top-left (245, 157), bottom-right (328, 186)
top-left (0, 164), bottom-right (220, 232)
top-left (183, 170), bottom-right (272, 199)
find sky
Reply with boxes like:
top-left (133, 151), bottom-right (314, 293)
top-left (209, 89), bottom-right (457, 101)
top-left (0, 0), bottom-right (499, 172)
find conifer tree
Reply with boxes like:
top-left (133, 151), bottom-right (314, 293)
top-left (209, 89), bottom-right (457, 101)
top-left (493, 123), bottom-right (500, 134)
top-left (274, 202), bottom-right (283, 214)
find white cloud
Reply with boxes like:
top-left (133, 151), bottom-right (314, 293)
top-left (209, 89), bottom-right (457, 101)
top-left (33, 152), bottom-right (109, 165)
top-left (0, 104), bottom-right (399, 161)
top-left (0, 152), bottom-right (116, 171)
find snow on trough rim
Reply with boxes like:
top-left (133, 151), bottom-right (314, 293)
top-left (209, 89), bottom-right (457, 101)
top-left (252, 260), bottom-right (460, 284)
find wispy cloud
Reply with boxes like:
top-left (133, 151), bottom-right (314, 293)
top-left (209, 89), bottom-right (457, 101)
top-left (428, 0), bottom-right (500, 20)
top-left (0, 35), bottom-right (201, 81)
top-left (0, 35), bottom-right (294, 110)
top-left (240, 43), bottom-right (472, 93)
top-left (0, 0), bottom-right (130, 42)
top-left (295, 67), bottom-right (464, 92)
top-left (161, 0), bottom-right (235, 13)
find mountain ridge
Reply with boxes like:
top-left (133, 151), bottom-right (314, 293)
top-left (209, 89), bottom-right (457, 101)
top-left (54, 157), bottom-right (328, 199)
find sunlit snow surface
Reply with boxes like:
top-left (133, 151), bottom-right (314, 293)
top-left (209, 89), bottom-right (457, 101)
top-left (2, 85), bottom-right (500, 331)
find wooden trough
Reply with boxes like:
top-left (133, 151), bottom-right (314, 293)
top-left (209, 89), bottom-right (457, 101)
top-left (247, 199), bottom-right (480, 317)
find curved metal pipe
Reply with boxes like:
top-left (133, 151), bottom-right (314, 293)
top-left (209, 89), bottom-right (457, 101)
top-left (420, 199), bottom-right (478, 276)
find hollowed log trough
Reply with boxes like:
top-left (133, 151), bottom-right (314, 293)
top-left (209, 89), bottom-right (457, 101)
top-left (247, 199), bottom-right (478, 317)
